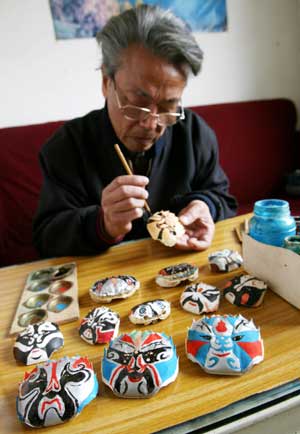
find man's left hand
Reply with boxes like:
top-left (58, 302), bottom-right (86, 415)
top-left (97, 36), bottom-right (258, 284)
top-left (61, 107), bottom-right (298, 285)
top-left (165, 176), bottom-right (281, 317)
top-left (176, 200), bottom-right (215, 250)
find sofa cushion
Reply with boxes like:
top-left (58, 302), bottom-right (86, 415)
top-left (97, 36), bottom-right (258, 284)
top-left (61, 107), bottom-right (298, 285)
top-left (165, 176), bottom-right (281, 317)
top-left (0, 121), bottom-right (64, 266)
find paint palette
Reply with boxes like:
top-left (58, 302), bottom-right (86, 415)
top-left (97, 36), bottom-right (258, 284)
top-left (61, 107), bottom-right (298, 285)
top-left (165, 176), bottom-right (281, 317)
top-left (9, 262), bottom-right (80, 335)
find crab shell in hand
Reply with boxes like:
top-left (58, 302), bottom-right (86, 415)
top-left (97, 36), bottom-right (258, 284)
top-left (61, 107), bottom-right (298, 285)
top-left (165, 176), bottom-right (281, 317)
top-left (147, 210), bottom-right (185, 247)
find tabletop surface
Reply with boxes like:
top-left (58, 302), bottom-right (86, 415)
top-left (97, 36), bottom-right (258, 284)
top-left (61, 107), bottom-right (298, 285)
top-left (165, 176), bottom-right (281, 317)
top-left (1, 214), bottom-right (300, 434)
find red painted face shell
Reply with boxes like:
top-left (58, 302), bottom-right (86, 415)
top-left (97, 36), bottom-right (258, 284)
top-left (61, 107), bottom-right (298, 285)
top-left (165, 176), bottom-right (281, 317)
top-left (79, 306), bottom-right (120, 344)
top-left (17, 356), bottom-right (98, 427)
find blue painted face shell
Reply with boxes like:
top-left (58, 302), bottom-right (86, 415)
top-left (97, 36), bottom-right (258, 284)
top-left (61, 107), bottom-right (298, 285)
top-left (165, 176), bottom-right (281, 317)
top-left (186, 315), bottom-right (264, 375)
top-left (102, 330), bottom-right (178, 398)
top-left (16, 356), bottom-right (98, 427)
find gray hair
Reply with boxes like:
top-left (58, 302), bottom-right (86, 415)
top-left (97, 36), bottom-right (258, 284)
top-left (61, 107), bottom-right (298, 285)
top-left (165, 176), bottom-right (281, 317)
top-left (96, 4), bottom-right (203, 78)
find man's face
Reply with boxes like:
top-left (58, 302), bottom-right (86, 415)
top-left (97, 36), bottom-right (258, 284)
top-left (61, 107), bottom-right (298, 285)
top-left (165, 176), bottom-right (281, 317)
top-left (102, 44), bottom-right (187, 152)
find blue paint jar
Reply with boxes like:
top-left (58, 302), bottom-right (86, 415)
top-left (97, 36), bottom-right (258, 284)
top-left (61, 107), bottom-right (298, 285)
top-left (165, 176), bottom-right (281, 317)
top-left (249, 199), bottom-right (296, 247)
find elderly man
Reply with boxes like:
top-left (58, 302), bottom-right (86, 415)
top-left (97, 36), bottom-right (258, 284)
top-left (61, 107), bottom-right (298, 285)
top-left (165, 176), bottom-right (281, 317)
top-left (33, 4), bottom-right (237, 258)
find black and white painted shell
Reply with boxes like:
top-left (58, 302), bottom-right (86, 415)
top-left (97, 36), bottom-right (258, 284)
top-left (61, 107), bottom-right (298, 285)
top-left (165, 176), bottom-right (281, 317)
top-left (79, 307), bottom-right (120, 344)
top-left (180, 283), bottom-right (220, 315)
top-left (13, 321), bottom-right (64, 365)
top-left (89, 275), bottom-right (140, 303)
top-left (156, 263), bottom-right (199, 287)
top-left (147, 210), bottom-right (185, 247)
top-left (129, 299), bottom-right (171, 325)
top-left (223, 274), bottom-right (267, 307)
top-left (208, 249), bottom-right (243, 272)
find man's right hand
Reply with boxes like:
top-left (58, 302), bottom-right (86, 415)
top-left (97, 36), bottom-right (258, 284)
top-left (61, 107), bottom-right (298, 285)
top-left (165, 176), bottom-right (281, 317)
top-left (101, 175), bottom-right (149, 238)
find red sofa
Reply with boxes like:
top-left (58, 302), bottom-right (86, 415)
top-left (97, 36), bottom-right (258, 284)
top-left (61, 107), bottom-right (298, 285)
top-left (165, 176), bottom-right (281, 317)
top-left (1, 98), bottom-right (299, 267)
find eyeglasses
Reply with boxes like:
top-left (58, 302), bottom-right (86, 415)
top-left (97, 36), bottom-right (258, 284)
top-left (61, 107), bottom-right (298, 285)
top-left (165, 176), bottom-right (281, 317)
top-left (113, 84), bottom-right (185, 127)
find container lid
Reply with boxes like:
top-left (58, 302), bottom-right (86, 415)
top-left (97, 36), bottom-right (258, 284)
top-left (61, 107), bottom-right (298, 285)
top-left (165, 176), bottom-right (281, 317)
top-left (254, 199), bottom-right (290, 216)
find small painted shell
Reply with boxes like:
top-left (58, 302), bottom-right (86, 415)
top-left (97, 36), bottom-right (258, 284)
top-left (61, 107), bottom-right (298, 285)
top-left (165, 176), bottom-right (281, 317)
top-left (156, 263), bottom-right (199, 287)
top-left (79, 307), bottom-right (120, 344)
top-left (147, 210), bottom-right (185, 247)
top-left (223, 274), bottom-right (267, 307)
top-left (180, 282), bottom-right (220, 314)
top-left (89, 275), bottom-right (140, 303)
top-left (208, 249), bottom-right (243, 272)
top-left (13, 321), bottom-right (64, 365)
top-left (129, 299), bottom-right (171, 325)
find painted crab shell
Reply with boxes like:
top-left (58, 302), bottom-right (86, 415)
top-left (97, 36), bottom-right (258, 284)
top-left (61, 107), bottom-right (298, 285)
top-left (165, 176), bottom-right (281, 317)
top-left (17, 356), bottom-right (98, 427)
top-left (13, 321), bottom-right (64, 365)
top-left (180, 282), bottom-right (220, 314)
top-left (186, 314), bottom-right (264, 375)
top-left (223, 274), bottom-right (267, 307)
top-left (89, 275), bottom-right (140, 303)
top-left (208, 249), bottom-right (243, 272)
top-left (155, 263), bottom-right (199, 287)
top-left (102, 330), bottom-right (178, 398)
top-left (79, 306), bottom-right (120, 344)
top-left (147, 210), bottom-right (185, 247)
top-left (129, 299), bottom-right (171, 325)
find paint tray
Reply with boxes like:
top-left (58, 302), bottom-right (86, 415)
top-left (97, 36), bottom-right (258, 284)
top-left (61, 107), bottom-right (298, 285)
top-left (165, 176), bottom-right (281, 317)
top-left (9, 262), bottom-right (80, 335)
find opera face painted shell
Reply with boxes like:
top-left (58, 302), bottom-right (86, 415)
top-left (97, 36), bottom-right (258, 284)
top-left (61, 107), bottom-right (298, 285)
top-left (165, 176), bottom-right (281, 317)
top-left (186, 315), bottom-right (264, 375)
top-left (13, 321), bottom-right (64, 365)
top-left (129, 299), bottom-right (171, 325)
top-left (180, 283), bottom-right (220, 315)
top-left (79, 307), bottom-right (120, 344)
top-left (17, 356), bottom-right (98, 427)
top-left (89, 275), bottom-right (140, 303)
top-left (147, 210), bottom-right (185, 247)
top-left (155, 263), bottom-right (199, 288)
top-left (208, 249), bottom-right (243, 272)
top-left (102, 330), bottom-right (178, 398)
top-left (223, 274), bottom-right (267, 307)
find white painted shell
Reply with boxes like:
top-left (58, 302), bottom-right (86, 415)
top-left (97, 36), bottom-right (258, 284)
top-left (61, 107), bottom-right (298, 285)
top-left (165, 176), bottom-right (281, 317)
top-left (208, 249), bottom-right (243, 272)
top-left (129, 299), bottom-right (171, 325)
top-left (89, 275), bottom-right (140, 303)
top-left (180, 282), bottom-right (220, 314)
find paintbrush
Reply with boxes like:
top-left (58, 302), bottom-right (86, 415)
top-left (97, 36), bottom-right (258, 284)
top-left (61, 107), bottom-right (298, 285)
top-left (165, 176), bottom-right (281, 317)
top-left (114, 143), bottom-right (152, 215)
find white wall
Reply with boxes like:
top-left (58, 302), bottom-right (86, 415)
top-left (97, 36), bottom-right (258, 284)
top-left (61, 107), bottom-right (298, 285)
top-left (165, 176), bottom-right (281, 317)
top-left (1, 0), bottom-right (300, 128)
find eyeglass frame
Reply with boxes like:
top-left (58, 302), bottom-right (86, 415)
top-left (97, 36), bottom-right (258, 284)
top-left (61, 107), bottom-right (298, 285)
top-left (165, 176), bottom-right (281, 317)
top-left (112, 81), bottom-right (185, 127)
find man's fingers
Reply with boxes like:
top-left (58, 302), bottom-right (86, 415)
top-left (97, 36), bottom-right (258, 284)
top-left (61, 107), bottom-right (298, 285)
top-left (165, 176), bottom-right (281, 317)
top-left (107, 207), bottom-right (144, 224)
top-left (103, 185), bottom-right (149, 203)
top-left (106, 175), bottom-right (149, 192)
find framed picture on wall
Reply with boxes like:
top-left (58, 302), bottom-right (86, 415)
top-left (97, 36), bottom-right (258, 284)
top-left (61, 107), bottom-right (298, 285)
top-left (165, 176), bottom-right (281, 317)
top-left (49, 0), bottom-right (227, 40)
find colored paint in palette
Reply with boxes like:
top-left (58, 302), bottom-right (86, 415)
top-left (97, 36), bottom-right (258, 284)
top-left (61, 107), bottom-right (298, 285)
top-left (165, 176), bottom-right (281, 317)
top-left (9, 262), bottom-right (80, 335)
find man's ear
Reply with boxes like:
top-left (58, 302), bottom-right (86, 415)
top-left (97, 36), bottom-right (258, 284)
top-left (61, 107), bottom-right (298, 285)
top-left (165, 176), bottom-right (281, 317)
top-left (101, 65), bottom-right (110, 98)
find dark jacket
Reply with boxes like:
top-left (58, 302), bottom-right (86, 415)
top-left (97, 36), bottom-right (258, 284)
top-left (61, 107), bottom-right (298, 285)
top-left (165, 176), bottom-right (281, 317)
top-left (33, 106), bottom-right (237, 257)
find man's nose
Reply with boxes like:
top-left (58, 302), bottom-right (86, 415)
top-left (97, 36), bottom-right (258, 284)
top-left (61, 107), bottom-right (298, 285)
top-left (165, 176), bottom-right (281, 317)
top-left (139, 113), bottom-right (161, 130)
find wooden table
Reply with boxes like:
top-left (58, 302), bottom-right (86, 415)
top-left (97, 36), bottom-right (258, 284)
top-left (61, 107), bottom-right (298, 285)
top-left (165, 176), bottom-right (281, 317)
top-left (1, 214), bottom-right (300, 434)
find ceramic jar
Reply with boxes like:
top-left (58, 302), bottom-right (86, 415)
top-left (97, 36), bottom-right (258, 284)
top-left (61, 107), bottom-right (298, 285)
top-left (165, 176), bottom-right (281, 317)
top-left (249, 199), bottom-right (296, 247)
